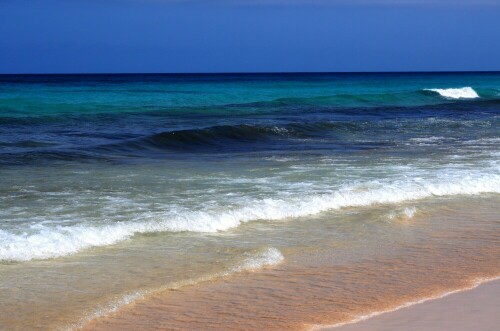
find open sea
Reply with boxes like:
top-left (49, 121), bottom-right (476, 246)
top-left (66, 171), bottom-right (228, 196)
top-left (0, 72), bottom-right (499, 330)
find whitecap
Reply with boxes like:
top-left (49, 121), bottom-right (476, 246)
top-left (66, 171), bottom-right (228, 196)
top-left (425, 87), bottom-right (479, 99)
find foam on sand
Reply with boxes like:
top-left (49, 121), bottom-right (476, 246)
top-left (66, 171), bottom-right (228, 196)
top-left (228, 247), bottom-right (284, 274)
top-left (426, 87), bottom-right (479, 99)
top-left (1, 168), bottom-right (499, 262)
top-left (387, 206), bottom-right (417, 221)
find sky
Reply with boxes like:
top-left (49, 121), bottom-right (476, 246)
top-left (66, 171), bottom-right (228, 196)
top-left (0, 0), bottom-right (499, 73)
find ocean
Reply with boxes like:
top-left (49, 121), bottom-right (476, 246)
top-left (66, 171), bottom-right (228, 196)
top-left (0, 72), bottom-right (499, 330)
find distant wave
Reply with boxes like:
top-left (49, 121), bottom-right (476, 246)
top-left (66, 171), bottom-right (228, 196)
top-left (1, 90), bottom-right (498, 127)
top-left (230, 88), bottom-right (495, 108)
top-left (235, 91), bottom-right (437, 108)
top-left (1, 87), bottom-right (495, 122)
top-left (1, 168), bottom-right (498, 262)
top-left (425, 87), bottom-right (480, 99)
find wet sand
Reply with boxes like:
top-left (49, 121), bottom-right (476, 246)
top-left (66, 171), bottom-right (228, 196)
top-left (81, 263), bottom-right (499, 331)
top-left (77, 198), bottom-right (499, 331)
top-left (331, 279), bottom-right (500, 331)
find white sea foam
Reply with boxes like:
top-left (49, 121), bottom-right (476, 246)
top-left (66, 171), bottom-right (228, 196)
top-left (403, 206), bottom-right (417, 218)
top-left (410, 136), bottom-right (447, 142)
top-left (387, 206), bottom-right (417, 221)
top-left (64, 247), bottom-right (283, 331)
top-left (426, 87), bottom-right (479, 99)
top-left (463, 138), bottom-right (500, 145)
top-left (228, 247), bottom-right (284, 274)
top-left (1, 169), bottom-right (499, 262)
top-left (64, 290), bottom-right (147, 331)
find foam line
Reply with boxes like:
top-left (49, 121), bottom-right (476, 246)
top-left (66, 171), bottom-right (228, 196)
top-left (1, 169), bottom-right (499, 262)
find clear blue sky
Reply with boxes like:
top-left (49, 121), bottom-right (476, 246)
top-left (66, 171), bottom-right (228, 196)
top-left (1, 0), bottom-right (499, 73)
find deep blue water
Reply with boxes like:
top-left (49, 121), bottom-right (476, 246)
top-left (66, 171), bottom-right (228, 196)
top-left (0, 72), bottom-right (499, 165)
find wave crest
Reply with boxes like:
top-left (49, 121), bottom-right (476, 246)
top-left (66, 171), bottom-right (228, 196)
top-left (425, 87), bottom-right (479, 99)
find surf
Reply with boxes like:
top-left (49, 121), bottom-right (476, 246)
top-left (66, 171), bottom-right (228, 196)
top-left (1, 167), bottom-right (498, 262)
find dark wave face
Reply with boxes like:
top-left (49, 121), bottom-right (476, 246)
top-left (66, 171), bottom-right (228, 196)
top-left (0, 72), bottom-right (499, 165)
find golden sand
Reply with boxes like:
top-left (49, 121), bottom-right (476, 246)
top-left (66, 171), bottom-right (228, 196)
top-left (81, 198), bottom-right (500, 331)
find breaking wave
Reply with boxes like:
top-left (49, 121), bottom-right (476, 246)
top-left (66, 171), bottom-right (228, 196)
top-left (425, 87), bottom-right (480, 99)
top-left (1, 169), bottom-right (498, 262)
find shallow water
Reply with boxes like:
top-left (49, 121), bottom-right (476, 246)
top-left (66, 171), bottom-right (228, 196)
top-left (0, 73), bottom-right (498, 330)
top-left (80, 197), bottom-right (500, 331)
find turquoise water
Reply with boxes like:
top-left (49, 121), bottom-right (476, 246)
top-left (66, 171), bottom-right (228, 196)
top-left (2, 73), bottom-right (500, 116)
top-left (1, 71), bottom-right (499, 260)
top-left (0, 73), bottom-right (499, 330)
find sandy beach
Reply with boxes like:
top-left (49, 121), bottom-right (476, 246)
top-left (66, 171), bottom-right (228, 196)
top-left (330, 279), bottom-right (500, 331)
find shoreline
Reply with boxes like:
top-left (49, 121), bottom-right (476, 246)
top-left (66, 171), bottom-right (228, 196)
top-left (79, 269), bottom-right (500, 331)
top-left (55, 197), bottom-right (500, 331)
top-left (317, 276), bottom-right (500, 331)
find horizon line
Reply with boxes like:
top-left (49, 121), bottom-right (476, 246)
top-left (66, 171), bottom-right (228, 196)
top-left (1, 70), bottom-right (500, 76)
